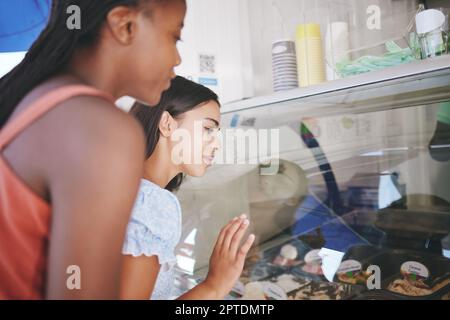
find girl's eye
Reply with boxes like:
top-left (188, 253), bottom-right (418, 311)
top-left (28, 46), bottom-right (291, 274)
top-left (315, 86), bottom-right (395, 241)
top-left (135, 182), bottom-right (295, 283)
top-left (204, 127), bottom-right (217, 134)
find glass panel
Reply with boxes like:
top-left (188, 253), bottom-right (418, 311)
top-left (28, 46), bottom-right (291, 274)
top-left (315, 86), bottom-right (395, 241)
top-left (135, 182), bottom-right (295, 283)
top-left (173, 67), bottom-right (450, 300)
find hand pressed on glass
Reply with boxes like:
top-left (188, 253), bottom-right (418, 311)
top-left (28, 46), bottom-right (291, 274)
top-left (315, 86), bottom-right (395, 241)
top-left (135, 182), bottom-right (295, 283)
top-left (203, 214), bottom-right (256, 299)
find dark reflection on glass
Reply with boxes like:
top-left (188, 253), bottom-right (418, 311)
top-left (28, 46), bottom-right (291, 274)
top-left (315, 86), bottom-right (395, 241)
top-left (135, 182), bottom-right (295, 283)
top-left (377, 194), bottom-right (450, 254)
top-left (429, 101), bottom-right (450, 162)
top-left (300, 122), bottom-right (344, 215)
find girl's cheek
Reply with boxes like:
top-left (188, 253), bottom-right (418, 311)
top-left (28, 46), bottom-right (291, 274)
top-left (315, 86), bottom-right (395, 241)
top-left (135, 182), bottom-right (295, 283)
top-left (203, 136), bottom-right (213, 151)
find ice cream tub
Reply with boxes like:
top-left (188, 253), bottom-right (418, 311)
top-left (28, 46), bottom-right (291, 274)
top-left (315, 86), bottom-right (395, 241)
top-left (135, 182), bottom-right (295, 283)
top-left (355, 249), bottom-right (450, 299)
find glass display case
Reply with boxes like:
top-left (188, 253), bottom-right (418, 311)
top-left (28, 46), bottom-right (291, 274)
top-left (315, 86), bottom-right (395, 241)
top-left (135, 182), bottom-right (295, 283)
top-left (172, 55), bottom-right (450, 300)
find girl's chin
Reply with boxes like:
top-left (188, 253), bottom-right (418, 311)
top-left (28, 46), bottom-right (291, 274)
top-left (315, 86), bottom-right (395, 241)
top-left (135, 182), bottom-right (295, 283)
top-left (145, 88), bottom-right (165, 106)
top-left (196, 167), bottom-right (208, 177)
top-left (145, 95), bottom-right (161, 107)
top-left (183, 165), bottom-right (208, 178)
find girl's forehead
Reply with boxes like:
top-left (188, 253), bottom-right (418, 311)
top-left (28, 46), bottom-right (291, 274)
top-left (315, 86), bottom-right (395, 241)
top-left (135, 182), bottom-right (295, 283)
top-left (178, 103), bottom-right (221, 123)
top-left (151, 0), bottom-right (186, 24)
top-left (193, 102), bottom-right (220, 118)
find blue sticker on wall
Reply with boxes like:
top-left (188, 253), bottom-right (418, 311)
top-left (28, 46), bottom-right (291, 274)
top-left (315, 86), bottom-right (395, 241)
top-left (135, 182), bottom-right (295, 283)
top-left (230, 114), bottom-right (240, 128)
top-left (198, 77), bottom-right (218, 86)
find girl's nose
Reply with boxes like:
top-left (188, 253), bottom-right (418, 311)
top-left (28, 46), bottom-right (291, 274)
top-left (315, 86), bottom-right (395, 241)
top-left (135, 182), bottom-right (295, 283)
top-left (175, 48), bottom-right (182, 67)
top-left (212, 133), bottom-right (221, 150)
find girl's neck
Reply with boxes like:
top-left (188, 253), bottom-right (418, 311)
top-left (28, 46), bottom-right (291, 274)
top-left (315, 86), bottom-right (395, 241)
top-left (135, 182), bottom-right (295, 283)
top-left (143, 143), bottom-right (180, 189)
top-left (67, 47), bottom-right (123, 99)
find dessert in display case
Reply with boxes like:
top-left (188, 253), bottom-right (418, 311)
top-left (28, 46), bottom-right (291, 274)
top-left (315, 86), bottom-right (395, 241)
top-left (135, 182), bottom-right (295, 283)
top-left (172, 56), bottom-right (450, 300)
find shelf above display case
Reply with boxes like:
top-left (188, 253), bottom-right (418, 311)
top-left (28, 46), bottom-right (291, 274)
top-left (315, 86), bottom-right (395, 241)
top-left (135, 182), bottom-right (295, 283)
top-left (222, 55), bottom-right (450, 118)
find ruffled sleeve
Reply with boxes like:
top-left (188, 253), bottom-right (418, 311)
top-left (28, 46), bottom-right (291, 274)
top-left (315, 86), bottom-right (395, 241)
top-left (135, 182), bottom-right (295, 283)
top-left (122, 180), bottom-right (182, 271)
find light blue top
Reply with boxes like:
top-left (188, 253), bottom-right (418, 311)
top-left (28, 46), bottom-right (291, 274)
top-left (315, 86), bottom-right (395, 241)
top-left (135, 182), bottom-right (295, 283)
top-left (122, 179), bottom-right (182, 300)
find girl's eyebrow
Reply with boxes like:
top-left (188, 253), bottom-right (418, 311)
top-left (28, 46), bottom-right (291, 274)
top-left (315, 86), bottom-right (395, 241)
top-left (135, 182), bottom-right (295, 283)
top-left (205, 118), bottom-right (219, 127)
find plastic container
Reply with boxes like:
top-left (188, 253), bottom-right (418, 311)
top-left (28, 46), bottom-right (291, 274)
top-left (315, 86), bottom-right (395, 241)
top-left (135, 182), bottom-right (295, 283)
top-left (325, 21), bottom-right (350, 81)
top-left (438, 7), bottom-right (450, 53)
top-left (333, 5), bottom-right (423, 78)
top-left (333, 245), bottom-right (384, 289)
top-left (324, 1), bottom-right (352, 81)
top-left (350, 249), bottom-right (450, 300)
top-left (416, 9), bottom-right (447, 59)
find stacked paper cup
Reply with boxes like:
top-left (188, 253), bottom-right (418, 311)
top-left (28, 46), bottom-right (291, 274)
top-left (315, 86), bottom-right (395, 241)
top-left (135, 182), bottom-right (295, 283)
top-left (272, 40), bottom-right (299, 92)
top-left (295, 24), bottom-right (326, 87)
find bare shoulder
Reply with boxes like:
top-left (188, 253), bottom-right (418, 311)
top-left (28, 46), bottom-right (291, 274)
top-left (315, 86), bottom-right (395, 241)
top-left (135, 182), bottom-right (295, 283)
top-left (3, 77), bottom-right (145, 203)
top-left (50, 94), bottom-right (144, 144)
top-left (39, 96), bottom-right (145, 185)
top-left (8, 75), bottom-right (145, 162)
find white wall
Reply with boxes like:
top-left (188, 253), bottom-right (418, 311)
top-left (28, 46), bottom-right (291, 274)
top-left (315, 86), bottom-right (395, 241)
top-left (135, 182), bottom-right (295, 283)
top-left (175, 0), bottom-right (254, 104)
top-left (0, 52), bottom-right (26, 78)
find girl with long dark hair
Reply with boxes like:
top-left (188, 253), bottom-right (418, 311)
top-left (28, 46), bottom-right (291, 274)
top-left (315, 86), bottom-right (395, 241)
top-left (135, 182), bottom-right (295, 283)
top-left (120, 76), bottom-right (255, 299)
top-left (0, 0), bottom-right (186, 299)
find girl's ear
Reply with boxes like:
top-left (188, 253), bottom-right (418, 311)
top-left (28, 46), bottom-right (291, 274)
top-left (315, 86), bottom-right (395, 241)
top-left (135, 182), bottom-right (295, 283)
top-left (159, 111), bottom-right (178, 137)
top-left (106, 6), bottom-right (139, 45)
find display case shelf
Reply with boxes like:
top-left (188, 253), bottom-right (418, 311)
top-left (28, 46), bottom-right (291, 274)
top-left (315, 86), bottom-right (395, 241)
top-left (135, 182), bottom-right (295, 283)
top-left (222, 55), bottom-right (450, 119)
